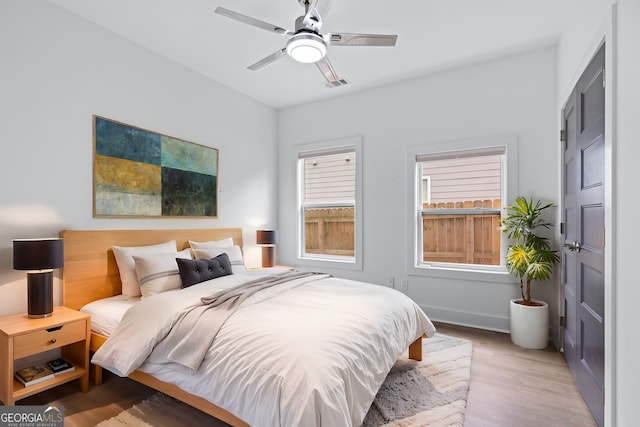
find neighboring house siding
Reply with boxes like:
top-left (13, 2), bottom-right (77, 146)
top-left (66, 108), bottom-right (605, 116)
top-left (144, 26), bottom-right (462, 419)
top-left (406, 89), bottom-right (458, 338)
top-left (422, 155), bottom-right (501, 204)
top-left (304, 152), bottom-right (355, 203)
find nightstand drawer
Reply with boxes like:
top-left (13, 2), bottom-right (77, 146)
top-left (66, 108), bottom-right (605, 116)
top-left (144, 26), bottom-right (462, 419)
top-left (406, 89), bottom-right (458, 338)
top-left (13, 320), bottom-right (86, 359)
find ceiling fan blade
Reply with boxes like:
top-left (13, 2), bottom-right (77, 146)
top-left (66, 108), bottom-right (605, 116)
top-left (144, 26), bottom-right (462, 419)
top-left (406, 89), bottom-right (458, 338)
top-left (215, 7), bottom-right (291, 35)
top-left (329, 32), bottom-right (397, 47)
top-left (303, 0), bottom-right (334, 29)
top-left (247, 48), bottom-right (288, 71)
top-left (315, 56), bottom-right (340, 84)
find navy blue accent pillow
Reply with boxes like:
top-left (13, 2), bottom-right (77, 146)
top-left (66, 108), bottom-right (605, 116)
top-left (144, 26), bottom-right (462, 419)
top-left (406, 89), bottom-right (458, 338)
top-left (176, 253), bottom-right (233, 288)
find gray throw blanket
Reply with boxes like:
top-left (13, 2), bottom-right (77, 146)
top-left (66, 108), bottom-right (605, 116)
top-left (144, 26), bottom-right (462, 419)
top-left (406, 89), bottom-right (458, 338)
top-left (166, 271), bottom-right (330, 372)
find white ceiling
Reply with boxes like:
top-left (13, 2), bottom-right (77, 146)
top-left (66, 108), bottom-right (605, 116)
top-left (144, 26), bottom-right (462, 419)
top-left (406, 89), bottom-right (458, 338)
top-left (48, 0), bottom-right (585, 109)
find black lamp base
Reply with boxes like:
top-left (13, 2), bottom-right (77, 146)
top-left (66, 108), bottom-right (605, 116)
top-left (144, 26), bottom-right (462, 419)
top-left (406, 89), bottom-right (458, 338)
top-left (27, 271), bottom-right (53, 318)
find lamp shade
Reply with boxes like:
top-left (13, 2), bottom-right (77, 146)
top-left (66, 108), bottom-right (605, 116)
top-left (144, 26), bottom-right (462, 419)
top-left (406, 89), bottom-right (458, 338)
top-left (256, 230), bottom-right (278, 245)
top-left (13, 238), bottom-right (64, 271)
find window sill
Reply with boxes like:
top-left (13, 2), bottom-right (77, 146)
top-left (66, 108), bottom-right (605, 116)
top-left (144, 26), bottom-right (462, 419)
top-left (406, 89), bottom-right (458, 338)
top-left (296, 256), bottom-right (362, 272)
top-left (409, 264), bottom-right (515, 284)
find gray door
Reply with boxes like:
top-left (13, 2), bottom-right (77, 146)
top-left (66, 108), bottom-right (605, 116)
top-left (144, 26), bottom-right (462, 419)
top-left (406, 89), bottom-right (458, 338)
top-left (561, 43), bottom-right (605, 427)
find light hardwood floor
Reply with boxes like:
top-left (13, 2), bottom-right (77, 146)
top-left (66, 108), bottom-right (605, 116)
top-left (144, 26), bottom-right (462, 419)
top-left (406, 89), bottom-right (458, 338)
top-left (17, 322), bottom-right (597, 426)
top-left (436, 322), bottom-right (597, 427)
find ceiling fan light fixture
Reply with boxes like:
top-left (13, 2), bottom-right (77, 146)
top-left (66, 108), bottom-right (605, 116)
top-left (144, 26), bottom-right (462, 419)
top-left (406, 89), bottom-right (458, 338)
top-left (286, 32), bottom-right (327, 63)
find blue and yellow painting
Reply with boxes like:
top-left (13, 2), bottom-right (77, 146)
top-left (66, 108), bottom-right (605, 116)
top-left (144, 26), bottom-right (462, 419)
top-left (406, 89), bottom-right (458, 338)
top-left (94, 116), bottom-right (217, 217)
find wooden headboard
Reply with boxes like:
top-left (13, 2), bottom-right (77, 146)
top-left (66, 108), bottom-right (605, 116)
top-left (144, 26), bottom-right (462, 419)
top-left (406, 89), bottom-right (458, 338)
top-left (60, 228), bottom-right (244, 310)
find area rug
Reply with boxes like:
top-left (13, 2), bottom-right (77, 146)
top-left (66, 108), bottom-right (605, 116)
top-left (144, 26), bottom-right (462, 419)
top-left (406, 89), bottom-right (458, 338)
top-left (95, 333), bottom-right (472, 427)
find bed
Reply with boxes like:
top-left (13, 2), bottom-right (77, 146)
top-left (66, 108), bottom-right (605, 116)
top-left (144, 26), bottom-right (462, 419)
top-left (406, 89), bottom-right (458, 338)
top-left (60, 228), bottom-right (435, 427)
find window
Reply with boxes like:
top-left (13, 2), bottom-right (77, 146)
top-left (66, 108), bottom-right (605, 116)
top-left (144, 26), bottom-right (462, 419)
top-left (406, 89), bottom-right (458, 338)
top-left (408, 135), bottom-right (517, 275)
top-left (297, 137), bottom-right (362, 269)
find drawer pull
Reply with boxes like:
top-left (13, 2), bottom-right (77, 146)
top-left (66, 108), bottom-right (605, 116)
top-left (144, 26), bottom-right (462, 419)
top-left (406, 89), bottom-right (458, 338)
top-left (46, 326), bottom-right (63, 332)
top-left (51, 338), bottom-right (57, 344)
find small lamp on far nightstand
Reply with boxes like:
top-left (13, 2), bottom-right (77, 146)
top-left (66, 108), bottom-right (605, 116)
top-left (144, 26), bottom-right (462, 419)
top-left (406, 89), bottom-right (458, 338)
top-left (256, 229), bottom-right (278, 268)
top-left (13, 238), bottom-right (64, 318)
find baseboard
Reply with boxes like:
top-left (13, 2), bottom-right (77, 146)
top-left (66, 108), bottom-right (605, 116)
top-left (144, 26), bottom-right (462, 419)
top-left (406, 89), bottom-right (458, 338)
top-left (420, 304), bottom-right (510, 333)
top-left (422, 304), bottom-right (561, 349)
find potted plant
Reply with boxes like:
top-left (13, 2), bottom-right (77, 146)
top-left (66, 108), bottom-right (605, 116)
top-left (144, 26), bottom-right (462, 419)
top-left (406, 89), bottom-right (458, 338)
top-left (501, 196), bottom-right (560, 349)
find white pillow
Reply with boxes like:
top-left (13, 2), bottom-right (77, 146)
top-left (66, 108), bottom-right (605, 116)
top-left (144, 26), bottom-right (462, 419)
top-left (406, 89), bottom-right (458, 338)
top-left (112, 240), bottom-right (177, 297)
top-left (134, 249), bottom-right (192, 298)
top-left (192, 245), bottom-right (246, 273)
top-left (188, 238), bottom-right (234, 249)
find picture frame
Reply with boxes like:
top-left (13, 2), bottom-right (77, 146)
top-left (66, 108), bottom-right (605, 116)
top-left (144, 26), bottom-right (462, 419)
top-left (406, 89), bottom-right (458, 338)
top-left (93, 115), bottom-right (218, 218)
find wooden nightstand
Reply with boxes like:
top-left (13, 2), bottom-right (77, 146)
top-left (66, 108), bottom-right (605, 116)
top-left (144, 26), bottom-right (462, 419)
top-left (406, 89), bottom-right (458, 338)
top-left (0, 306), bottom-right (90, 405)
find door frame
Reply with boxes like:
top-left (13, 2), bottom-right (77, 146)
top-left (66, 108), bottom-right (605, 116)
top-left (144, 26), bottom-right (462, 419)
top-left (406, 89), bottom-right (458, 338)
top-left (557, 8), bottom-right (616, 426)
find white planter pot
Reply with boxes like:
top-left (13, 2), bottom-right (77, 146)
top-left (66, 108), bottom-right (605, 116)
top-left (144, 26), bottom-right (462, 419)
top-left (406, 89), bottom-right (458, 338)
top-left (509, 298), bottom-right (549, 349)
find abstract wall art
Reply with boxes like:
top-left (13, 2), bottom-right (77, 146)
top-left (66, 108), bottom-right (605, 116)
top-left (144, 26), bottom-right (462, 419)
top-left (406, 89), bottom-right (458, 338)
top-left (93, 116), bottom-right (218, 217)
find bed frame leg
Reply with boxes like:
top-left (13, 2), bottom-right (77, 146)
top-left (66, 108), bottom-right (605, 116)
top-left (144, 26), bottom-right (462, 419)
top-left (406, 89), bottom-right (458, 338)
top-left (90, 363), bottom-right (103, 385)
top-left (408, 334), bottom-right (427, 361)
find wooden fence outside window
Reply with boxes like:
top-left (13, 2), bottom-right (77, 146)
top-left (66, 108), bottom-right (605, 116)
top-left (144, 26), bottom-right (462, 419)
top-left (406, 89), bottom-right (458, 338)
top-left (303, 200), bottom-right (501, 265)
top-left (304, 207), bottom-right (355, 256)
top-left (421, 199), bottom-right (501, 265)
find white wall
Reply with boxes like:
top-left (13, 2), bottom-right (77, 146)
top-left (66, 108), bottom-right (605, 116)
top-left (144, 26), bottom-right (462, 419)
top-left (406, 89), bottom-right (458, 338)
top-left (612, 3), bottom-right (640, 425)
top-left (278, 47), bottom-right (559, 335)
top-left (0, 1), bottom-right (278, 317)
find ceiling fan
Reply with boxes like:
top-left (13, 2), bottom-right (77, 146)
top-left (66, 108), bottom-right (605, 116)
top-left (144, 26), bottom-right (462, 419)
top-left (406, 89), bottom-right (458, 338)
top-left (215, 0), bottom-right (397, 87)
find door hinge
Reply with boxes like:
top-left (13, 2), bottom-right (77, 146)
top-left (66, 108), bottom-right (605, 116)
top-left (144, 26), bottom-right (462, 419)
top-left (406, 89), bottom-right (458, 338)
top-left (560, 222), bottom-right (564, 235)
top-left (560, 316), bottom-right (565, 327)
top-left (560, 129), bottom-right (567, 142)
top-left (603, 68), bottom-right (606, 88)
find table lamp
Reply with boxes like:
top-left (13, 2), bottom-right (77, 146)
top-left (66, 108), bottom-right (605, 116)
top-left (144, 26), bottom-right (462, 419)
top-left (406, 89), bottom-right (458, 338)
top-left (13, 238), bottom-right (64, 318)
top-left (256, 230), bottom-right (278, 268)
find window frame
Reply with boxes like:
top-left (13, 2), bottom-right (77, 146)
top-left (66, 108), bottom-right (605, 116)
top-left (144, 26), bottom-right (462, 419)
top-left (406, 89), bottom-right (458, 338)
top-left (421, 175), bottom-right (431, 205)
top-left (407, 134), bottom-right (518, 282)
top-left (296, 136), bottom-right (363, 271)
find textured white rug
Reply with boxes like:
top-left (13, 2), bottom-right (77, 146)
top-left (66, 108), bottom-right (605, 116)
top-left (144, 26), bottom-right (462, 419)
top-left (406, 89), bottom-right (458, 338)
top-left (96, 333), bottom-right (472, 427)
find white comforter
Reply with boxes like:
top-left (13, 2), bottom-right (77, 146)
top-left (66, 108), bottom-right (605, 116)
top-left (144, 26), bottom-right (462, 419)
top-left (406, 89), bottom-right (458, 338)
top-left (92, 269), bottom-right (436, 427)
